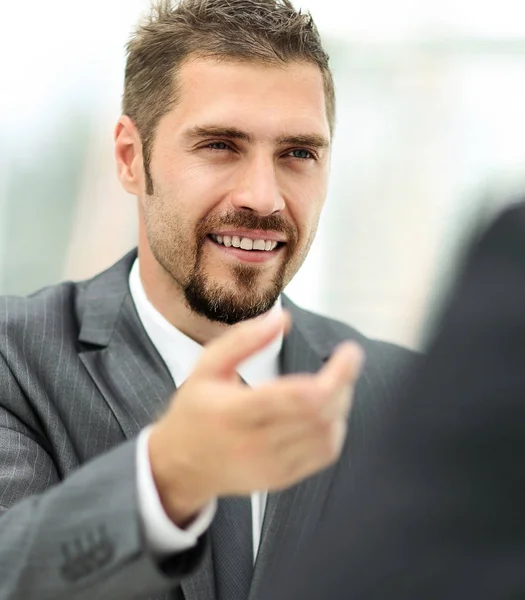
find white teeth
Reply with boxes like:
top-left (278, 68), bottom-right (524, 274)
top-left (240, 238), bottom-right (253, 250)
top-left (211, 234), bottom-right (281, 251)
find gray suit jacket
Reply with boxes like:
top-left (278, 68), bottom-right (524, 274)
top-left (0, 250), bottom-right (414, 600)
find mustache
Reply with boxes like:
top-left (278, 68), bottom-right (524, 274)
top-left (197, 210), bottom-right (297, 240)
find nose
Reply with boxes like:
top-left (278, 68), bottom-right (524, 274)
top-left (228, 154), bottom-right (285, 216)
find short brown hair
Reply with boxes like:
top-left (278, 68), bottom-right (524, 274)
top-left (123, 0), bottom-right (335, 193)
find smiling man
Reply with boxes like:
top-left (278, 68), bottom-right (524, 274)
top-left (118, 53), bottom-right (331, 335)
top-left (0, 1), bottom-right (415, 599)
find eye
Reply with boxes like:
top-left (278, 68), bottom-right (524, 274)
top-left (206, 141), bottom-right (231, 151)
top-left (287, 149), bottom-right (315, 160)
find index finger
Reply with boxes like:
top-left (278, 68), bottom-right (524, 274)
top-left (317, 342), bottom-right (365, 392)
top-left (195, 309), bottom-right (292, 380)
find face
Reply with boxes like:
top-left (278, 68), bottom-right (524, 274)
top-left (138, 58), bottom-right (330, 324)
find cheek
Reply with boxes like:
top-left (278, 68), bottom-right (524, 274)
top-left (282, 169), bottom-right (327, 230)
top-left (163, 163), bottom-right (226, 216)
top-left (289, 194), bottom-right (325, 239)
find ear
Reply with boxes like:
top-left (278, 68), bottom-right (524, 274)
top-left (114, 115), bottom-right (145, 196)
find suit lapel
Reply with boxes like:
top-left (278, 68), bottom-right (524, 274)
top-left (76, 251), bottom-right (216, 600)
top-left (179, 541), bottom-right (215, 600)
top-left (248, 299), bottom-right (340, 600)
top-left (78, 255), bottom-right (175, 438)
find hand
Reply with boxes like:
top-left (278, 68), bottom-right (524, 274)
top-left (148, 310), bottom-right (364, 526)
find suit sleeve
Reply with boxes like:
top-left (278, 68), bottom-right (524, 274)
top-left (0, 359), bottom-right (206, 600)
top-left (137, 426), bottom-right (217, 556)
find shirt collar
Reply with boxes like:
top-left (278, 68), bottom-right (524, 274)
top-left (128, 259), bottom-right (282, 387)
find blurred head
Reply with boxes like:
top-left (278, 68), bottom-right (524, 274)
top-left (116, 0), bottom-right (335, 325)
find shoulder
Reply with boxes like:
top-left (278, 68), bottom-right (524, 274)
top-left (0, 282), bottom-right (89, 434)
top-left (284, 298), bottom-right (419, 409)
top-left (285, 297), bottom-right (417, 365)
top-left (0, 251), bottom-right (136, 348)
top-left (0, 257), bottom-right (117, 382)
top-left (0, 280), bottom-right (85, 338)
top-left (0, 281), bottom-right (91, 382)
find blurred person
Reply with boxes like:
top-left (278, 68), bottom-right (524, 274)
top-left (0, 0), bottom-right (415, 599)
top-left (265, 200), bottom-right (525, 600)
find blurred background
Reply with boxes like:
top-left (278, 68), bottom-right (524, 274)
top-left (2, 0), bottom-right (525, 349)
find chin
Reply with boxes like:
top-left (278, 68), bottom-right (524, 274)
top-left (184, 279), bottom-right (281, 325)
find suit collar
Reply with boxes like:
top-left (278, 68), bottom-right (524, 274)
top-left (78, 249), bottom-right (138, 347)
top-left (77, 249), bottom-right (175, 436)
top-left (281, 295), bottom-right (346, 361)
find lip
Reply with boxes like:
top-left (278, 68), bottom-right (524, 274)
top-left (205, 236), bottom-right (284, 264)
top-left (209, 229), bottom-right (287, 243)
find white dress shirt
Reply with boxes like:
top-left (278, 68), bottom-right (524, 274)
top-left (129, 259), bottom-right (282, 561)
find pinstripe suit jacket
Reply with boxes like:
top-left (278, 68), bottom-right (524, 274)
top-left (0, 250), bottom-right (414, 600)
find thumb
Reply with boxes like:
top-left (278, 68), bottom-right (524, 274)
top-left (195, 309), bottom-right (291, 379)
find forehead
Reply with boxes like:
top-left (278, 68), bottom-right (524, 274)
top-left (164, 57), bottom-right (330, 139)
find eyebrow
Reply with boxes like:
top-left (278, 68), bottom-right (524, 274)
top-left (182, 125), bottom-right (330, 150)
top-left (276, 134), bottom-right (330, 150)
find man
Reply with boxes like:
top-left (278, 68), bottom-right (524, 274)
top-left (267, 201), bottom-right (525, 600)
top-left (0, 1), bottom-right (414, 599)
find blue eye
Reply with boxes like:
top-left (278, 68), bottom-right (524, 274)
top-left (207, 142), bottom-right (230, 151)
top-left (289, 149), bottom-right (313, 160)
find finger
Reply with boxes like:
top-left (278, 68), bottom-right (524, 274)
top-left (319, 384), bottom-right (352, 421)
top-left (195, 309), bottom-right (291, 379)
top-left (282, 310), bottom-right (293, 336)
top-left (290, 418), bottom-right (348, 476)
top-left (264, 413), bottom-right (345, 451)
top-left (246, 374), bottom-right (318, 423)
top-left (257, 378), bottom-right (351, 424)
top-left (266, 419), bottom-right (348, 490)
top-left (246, 372), bottom-right (349, 425)
top-left (317, 342), bottom-right (365, 391)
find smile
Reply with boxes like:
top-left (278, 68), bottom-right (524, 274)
top-left (209, 234), bottom-right (283, 252)
top-left (206, 234), bottom-right (285, 264)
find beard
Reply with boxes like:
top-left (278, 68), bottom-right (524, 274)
top-left (185, 209), bottom-right (299, 324)
top-left (184, 244), bottom-right (287, 325)
top-left (147, 206), bottom-right (302, 325)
